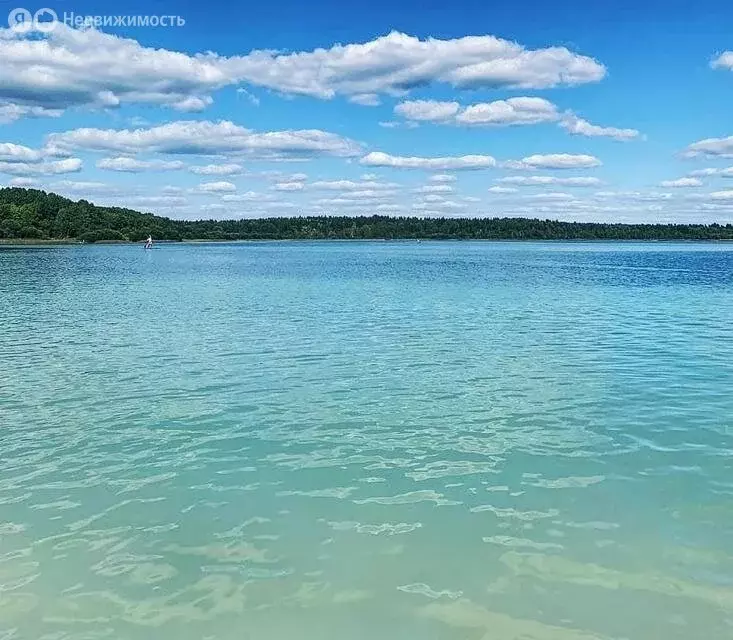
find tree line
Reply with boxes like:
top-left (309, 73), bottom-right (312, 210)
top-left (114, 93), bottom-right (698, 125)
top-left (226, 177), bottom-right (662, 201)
top-left (2, 186), bottom-right (732, 241)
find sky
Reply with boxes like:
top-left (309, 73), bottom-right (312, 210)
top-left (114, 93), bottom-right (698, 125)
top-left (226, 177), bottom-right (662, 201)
top-left (1, 0), bottom-right (732, 223)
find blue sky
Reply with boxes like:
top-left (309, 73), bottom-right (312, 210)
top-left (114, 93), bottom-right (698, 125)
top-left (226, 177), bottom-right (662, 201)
top-left (1, 0), bottom-right (732, 222)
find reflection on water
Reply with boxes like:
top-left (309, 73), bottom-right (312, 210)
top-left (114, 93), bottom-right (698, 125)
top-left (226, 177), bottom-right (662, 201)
top-left (1, 241), bottom-right (732, 639)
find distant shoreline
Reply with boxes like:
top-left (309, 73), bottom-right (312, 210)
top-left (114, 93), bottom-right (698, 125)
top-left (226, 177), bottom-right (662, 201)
top-left (2, 237), bottom-right (733, 247)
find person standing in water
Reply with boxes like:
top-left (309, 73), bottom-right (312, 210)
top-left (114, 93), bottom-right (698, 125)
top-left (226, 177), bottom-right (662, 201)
top-left (145, 235), bottom-right (153, 249)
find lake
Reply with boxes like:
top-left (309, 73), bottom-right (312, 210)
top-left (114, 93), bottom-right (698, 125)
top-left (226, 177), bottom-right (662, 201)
top-left (1, 241), bottom-right (732, 639)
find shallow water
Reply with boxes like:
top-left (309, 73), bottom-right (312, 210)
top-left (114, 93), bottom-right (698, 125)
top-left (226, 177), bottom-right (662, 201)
top-left (1, 241), bottom-right (732, 640)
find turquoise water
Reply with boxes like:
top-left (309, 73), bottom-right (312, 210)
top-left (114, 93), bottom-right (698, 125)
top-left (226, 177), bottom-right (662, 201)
top-left (1, 241), bottom-right (732, 640)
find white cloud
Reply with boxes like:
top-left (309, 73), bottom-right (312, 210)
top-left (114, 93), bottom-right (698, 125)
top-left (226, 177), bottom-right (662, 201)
top-left (711, 52), bottom-right (733, 71)
top-left (659, 177), bottom-right (703, 188)
top-left (222, 191), bottom-right (275, 202)
top-left (413, 199), bottom-right (467, 211)
top-left (526, 192), bottom-right (576, 201)
top-left (429, 174), bottom-right (457, 183)
top-left (0, 104), bottom-right (62, 124)
top-left (505, 153), bottom-right (601, 170)
top-left (688, 166), bottom-right (733, 178)
top-left (198, 181), bottom-right (237, 193)
top-left (311, 179), bottom-right (399, 190)
top-left (347, 189), bottom-right (399, 199)
top-left (0, 25), bottom-right (231, 118)
top-left (51, 180), bottom-right (122, 195)
top-left (709, 190), bottom-right (733, 200)
top-left (594, 190), bottom-right (672, 202)
top-left (378, 120), bottom-right (419, 129)
top-left (498, 175), bottom-right (602, 186)
top-left (0, 143), bottom-right (43, 163)
top-left (392, 99), bottom-right (639, 140)
top-left (272, 181), bottom-right (305, 191)
top-left (129, 196), bottom-right (188, 207)
top-left (683, 136), bottom-right (733, 158)
top-left (559, 114), bottom-right (640, 141)
top-left (348, 93), bottom-right (381, 106)
top-left (487, 186), bottom-right (518, 194)
top-left (200, 204), bottom-right (229, 215)
top-left (395, 97), bottom-right (559, 126)
top-left (361, 173), bottom-right (378, 180)
top-left (97, 157), bottom-right (184, 172)
top-left (0, 157), bottom-right (82, 176)
top-left (223, 31), bottom-right (605, 97)
top-left (457, 97), bottom-right (559, 126)
top-left (47, 120), bottom-right (362, 159)
top-left (0, 27), bottom-right (604, 121)
top-left (189, 163), bottom-right (245, 176)
top-left (314, 195), bottom-right (391, 206)
top-left (171, 96), bottom-right (214, 112)
top-left (8, 177), bottom-right (38, 187)
top-left (415, 184), bottom-right (454, 193)
top-left (395, 100), bottom-right (460, 122)
top-left (236, 88), bottom-right (260, 106)
top-left (361, 151), bottom-right (496, 170)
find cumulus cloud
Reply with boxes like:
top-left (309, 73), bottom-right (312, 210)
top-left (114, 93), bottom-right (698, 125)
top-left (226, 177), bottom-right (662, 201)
top-left (498, 175), bottom-right (602, 186)
top-left (378, 120), bottom-right (419, 129)
top-left (272, 181), bottom-right (305, 191)
top-left (415, 184), bottom-right (454, 193)
top-left (395, 97), bottom-right (559, 126)
top-left (709, 190), bottom-right (733, 200)
top-left (395, 100), bottom-right (460, 122)
top-left (47, 121), bottom-right (362, 159)
top-left (683, 136), bottom-right (733, 158)
top-left (0, 25), bottom-right (231, 119)
top-left (414, 199), bottom-right (467, 211)
top-left (594, 190), bottom-right (672, 201)
top-left (189, 163), bottom-right (245, 175)
top-left (659, 177), bottom-right (703, 188)
top-left (0, 26), bottom-right (605, 121)
top-left (393, 99), bottom-right (640, 140)
top-left (525, 192), bottom-right (576, 201)
top-left (221, 192), bottom-right (275, 202)
top-left (0, 157), bottom-right (82, 176)
top-left (429, 174), bottom-right (457, 183)
top-left (688, 166), bottom-right (733, 178)
top-left (8, 177), bottom-right (38, 187)
top-left (487, 186), bottom-right (519, 194)
top-left (0, 143), bottom-right (43, 163)
top-left (97, 157), bottom-right (184, 172)
top-left (129, 196), bottom-right (188, 207)
top-left (361, 151), bottom-right (496, 170)
top-left (198, 181), bottom-right (237, 193)
top-left (348, 93), bottom-right (381, 106)
top-left (505, 153), bottom-right (601, 170)
top-left (559, 114), bottom-right (640, 141)
top-left (311, 179), bottom-right (400, 191)
top-left (711, 52), bottom-right (733, 70)
top-left (222, 31), bottom-right (605, 96)
top-left (51, 180), bottom-right (122, 195)
top-left (0, 104), bottom-right (62, 124)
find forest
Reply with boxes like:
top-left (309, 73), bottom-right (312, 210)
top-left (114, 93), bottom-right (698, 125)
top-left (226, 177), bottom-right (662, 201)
top-left (2, 187), bottom-right (732, 242)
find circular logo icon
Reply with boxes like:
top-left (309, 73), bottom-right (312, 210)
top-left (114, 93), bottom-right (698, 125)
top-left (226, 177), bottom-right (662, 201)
top-left (33, 7), bottom-right (58, 32)
top-left (8, 7), bottom-right (33, 32)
